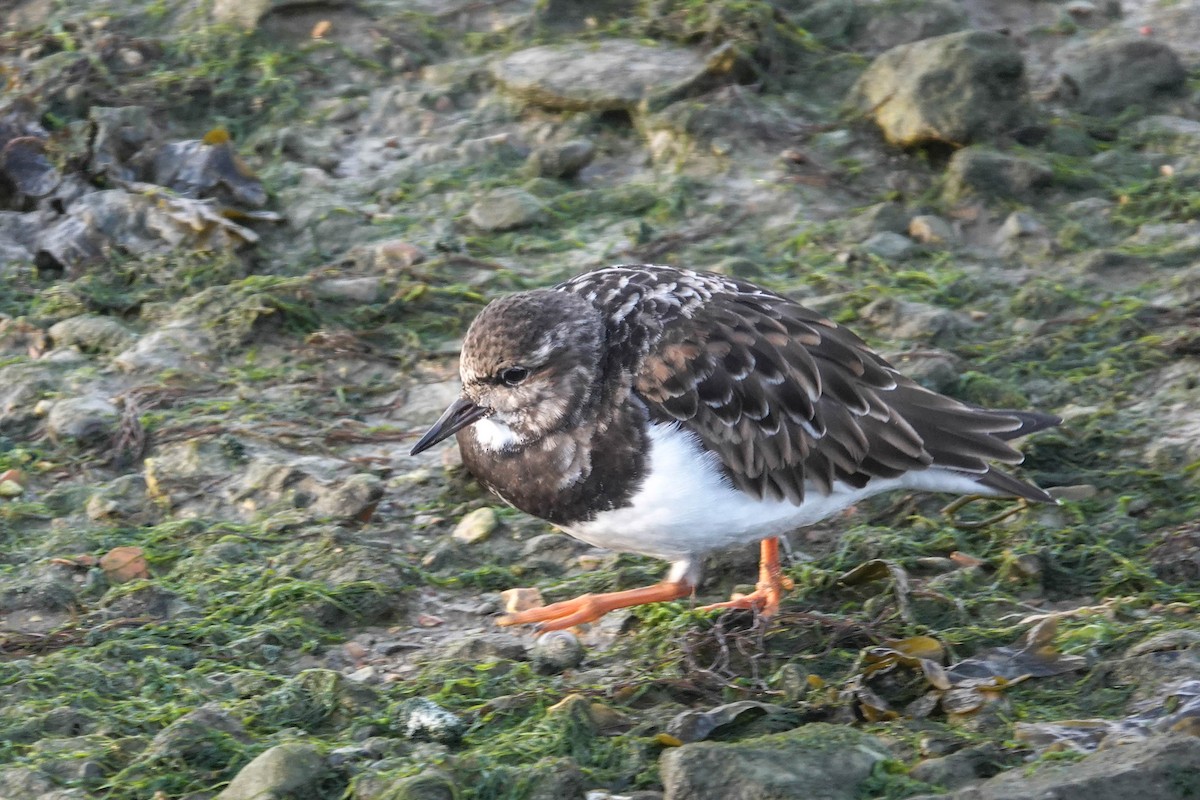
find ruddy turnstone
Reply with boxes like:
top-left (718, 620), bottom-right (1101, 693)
top-left (410, 265), bottom-right (1058, 631)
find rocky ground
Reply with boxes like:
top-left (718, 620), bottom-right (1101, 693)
top-left (0, 0), bottom-right (1198, 798)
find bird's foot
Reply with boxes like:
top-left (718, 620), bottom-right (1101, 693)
top-left (699, 536), bottom-right (794, 617)
top-left (496, 580), bottom-right (692, 631)
top-left (698, 574), bottom-right (795, 617)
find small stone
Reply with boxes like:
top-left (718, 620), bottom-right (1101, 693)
top-left (944, 148), bottom-right (1052, 203)
top-left (846, 202), bottom-right (912, 240)
top-left (500, 586), bottom-right (544, 615)
top-left (45, 396), bottom-right (120, 446)
top-left (1048, 484), bottom-right (1099, 502)
top-left (532, 630), bottom-right (585, 674)
top-left (215, 743), bottom-right (325, 800)
top-left (441, 632), bottom-right (528, 662)
top-left (908, 215), bottom-right (957, 245)
top-left (468, 188), bottom-right (546, 231)
top-left (48, 315), bottom-right (137, 354)
top-left (311, 474), bottom-right (384, 521)
top-left (0, 479), bottom-right (23, 497)
top-left (381, 770), bottom-right (459, 800)
top-left (452, 506), bottom-right (498, 543)
top-left (312, 277), bottom-right (385, 303)
top-left (525, 138), bottom-right (596, 179)
top-left (394, 698), bottom-right (466, 744)
top-left (347, 666), bottom-right (379, 684)
top-left (995, 211), bottom-right (1045, 242)
top-left (374, 239), bottom-right (426, 270)
top-left (861, 231), bottom-right (917, 260)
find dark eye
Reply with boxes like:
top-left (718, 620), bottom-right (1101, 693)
top-left (499, 366), bottom-right (529, 386)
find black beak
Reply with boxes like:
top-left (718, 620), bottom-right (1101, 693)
top-left (410, 397), bottom-right (487, 455)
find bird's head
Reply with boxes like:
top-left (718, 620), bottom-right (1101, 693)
top-left (410, 289), bottom-right (604, 455)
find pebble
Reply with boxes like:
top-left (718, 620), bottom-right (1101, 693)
top-left (532, 630), bottom-right (585, 674)
top-left (452, 506), bottom-right (498, 543)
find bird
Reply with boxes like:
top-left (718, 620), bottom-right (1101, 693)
top-left (409, 265), bottom-right (1058, 631)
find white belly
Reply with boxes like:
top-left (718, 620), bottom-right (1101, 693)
top-left (562, 422), bottom-right (990, 562)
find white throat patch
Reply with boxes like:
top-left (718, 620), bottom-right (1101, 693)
top-left (471, 417), bottom-right (522, 451)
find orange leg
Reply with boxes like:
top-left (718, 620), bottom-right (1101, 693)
top-left (496, 581), bottom-right (693, 632)
top-left (699, 537), bottom-right (794, 616)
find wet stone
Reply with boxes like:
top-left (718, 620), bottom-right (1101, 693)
top-left (468, 188), bottom-right (546, 231)
top-left (214, 742), bottom-right (325, 800)
top-left (491, 40), bottom-right (708, 113)
top-left (660, 723), bottom-right (891, 800)
top-left (525, 138), bottom-right (596, 179)
top-left (394, 698), bottom-right (466, 744)
top-left (911, 733), bottom-right (1200, 800)
top-left (908, 215), bottom-right (956, 245)
top-left (943, 148), bottom-right (1053, 204)
top-left (144, 704), bottom-right (249, 764)
top-left (797, 0), bottom-right (967, 54)
top-left (441, 632), bottom-right (527, 662)
top-left (451, 506), bottom-right (498, 543)
top-left (845, 202), bottom-right (912, 240)
top-left (47, 315), bottom-right (136, 354)
top-left (532, 630), bottom-right (584, 674)
top-left (1058, 38), bottom-right (1187, 117)
top-left (849, 31), bottom-right (1032, 147)
top-left (909, 742), bottom-right (1007, 790)
top-left (311, 474), bottom-right (384, 521)
top-left (44, 395), bottom-right (119, 446)
top-left (861, 231), bottom-right (917, 260)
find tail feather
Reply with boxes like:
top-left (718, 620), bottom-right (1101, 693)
top-left (984, 408), bottom-right (1061, 441)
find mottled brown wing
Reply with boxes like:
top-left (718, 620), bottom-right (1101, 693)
top-left (633, 282), bottom-right (1044, 504)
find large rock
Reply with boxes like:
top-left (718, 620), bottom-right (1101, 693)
top-left (660, 723), bottom-right (891, 800)
top-left (491, 40), bottom-right (715, 113)
top-left (796, 0), bottom-right (967, 54)
top-left (909, 734), bottom-right (1200, 800)
top-left (215, 742), bottom-right (325, 800)
top-left (943, 147), bottom-right (1052, 203)
top-left (1059, 38), bottom-right (1187, 117)
top-left (849, 31), bottom-right (1031, 147)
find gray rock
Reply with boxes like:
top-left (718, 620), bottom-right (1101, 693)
top-left (943, 148), bottom-right (1052, 203)
top-left (909, 742), bottom-right (1007, 789)
top-left (441, 632), bottom-right (527, 663)
top-left (377, 769), bottom-right (459, 800)
top-left (1133, 115), bottom-right (1200, 150)
top-left (394, 698), bottom-right (466, 744)
top-left (0, 362), bottom-right (62, 434)
top-left (311, 474), bottom-right (384, 521)
top-left (797, 0), bottom-right (967, 54)
top-left (468, 188), bottom-right (546, 231)
top-left (0, 767), bottom-right (88, 800)
top-left (215, 742), bottom-right (325, 800)
top-left (451, 507), bottom-right (498, 543)
top-left (912, 734), bottom-right (1200, 800)
top-left (47, 315), bottom-right (136, 354)
top-left (44, 396), bottom-right (120, 446)
top-left (859, 297), bottom-right (973, 342)
top-left (213, 0), bottom-right (353, 29)
top-left (87, 475), bottom-right (154, 523)
top-left (312, 277), bottom-right (386, 303)
top-left (113, 324), bottom-right (218, 374)
top-left (846, 202), bottom-right (912, 240)
top-left (660, 723), bottom-right (891, 800)
top-left (849, 31), bottom-right (1031, 147)
top-left (861, 231), bottom-right (918, 260)
top-left (145, 704), bottom-right (249, 765)
top-left (908, 215), bottom-right (956, 245)
top-left (531, 630), bottom-right (584, 674)
top-left (524, 138), bottom-right (596, 179)
top-left (1059, 38), bottom-right (1187, 117)
top-left (490, 40), bottom-right (709, 113)
top-left (886, 348), bottom-right (962, 393)
top-left (525, 756), bottom-right (585, 800)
